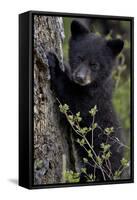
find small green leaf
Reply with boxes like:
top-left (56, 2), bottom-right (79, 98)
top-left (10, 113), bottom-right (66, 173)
top-left (76, 112), bottom-right (80, 117)
top-left (68, 115), bottom-right (73, 121)
top-left (74, 112), bottom-right (82, 122)
top-left (59, 104), bottom-right (69, 113)
top-left (76, 138), bottom-right (80, 144)
top-left (105, 127), bottom-right (114, 135)
top-left (89, 105), bottom-right (98, 116)
top-left (80, 139), bottom-right (85, 146)
top-left (81, 168), bottom-right (87, 174)
top-left (121, 158), bottom-right (128, 167)
top-left (88, 150), bottom-right (93, 158)
top-left (80, 127), bottom-right (88, 134)
top-left (96, 156), bottom-right (102, 166)
top-left (101, 143), bottom-right (111, 153)
top-left (105, 151), bottom-right (111, 159)
top-left (114, 170), bottom-right (121, 179)
top-left (102, 151), bottom-right (111, 160)
top-left (83, 158), bottom-right (88, 163)
top-left (89, 174), bottom-right (93, 180)
top-left (92, 123), bottom-right (97, 130)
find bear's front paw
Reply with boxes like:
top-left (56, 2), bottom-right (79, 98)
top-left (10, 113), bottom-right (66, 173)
top-left (47, 51), bottom-right (63, 79)
top-left (47, 51), bottom-right (59, 68)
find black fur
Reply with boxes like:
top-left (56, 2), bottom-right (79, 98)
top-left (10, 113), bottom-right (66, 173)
top-left (47, 20), bottom-right (124, 182)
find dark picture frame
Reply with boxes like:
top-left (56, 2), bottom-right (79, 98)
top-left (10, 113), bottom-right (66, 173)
top-left (19, 11), bottom-right (134, 189)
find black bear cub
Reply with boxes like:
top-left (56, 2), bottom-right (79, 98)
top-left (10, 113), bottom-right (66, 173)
top-left (47, 20), bottom-right (125, 182)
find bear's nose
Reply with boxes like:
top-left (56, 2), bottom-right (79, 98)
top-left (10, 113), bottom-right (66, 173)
top-left (75, 73), bottom-right (85, 83)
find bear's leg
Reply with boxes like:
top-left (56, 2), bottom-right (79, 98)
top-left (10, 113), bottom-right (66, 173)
top-left (47, 52), bottom-right (62, 81)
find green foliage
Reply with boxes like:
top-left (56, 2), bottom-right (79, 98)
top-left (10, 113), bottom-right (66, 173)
top-left (80, 167), bottom-right (95, 182)
top-left (64, 170), bottom-right (80, 183)
top-left (101, 143), bottom-right (111, 153)
top-left (77, 138), bottom-right (86, 146)
top-left (88, 150), bottom-right (93, 158)
top-left (113, 78), bottom-right (130, 132)
top-left (59, 102), bottom-right (129, 183)
top-left (113, 158), bottom-right (129, 180)
top-left (83, 157), bottom-right (88, 163)
top-left (59, 104), bottom-right (69, 113)
top-left (89, 105), bottom-right (98, 117)
top-left (121, 158), bottom-right (128, 167)
top-left (104, 127), bottom-right (114, 135)
top-left (113, 170), bottom-right (122, 180)
top-left (96, 156), bottom-right (102, 166)
top-left (102, 151), bottom-right (111, 160)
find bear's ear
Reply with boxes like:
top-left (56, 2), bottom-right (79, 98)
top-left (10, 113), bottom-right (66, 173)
top-left (107, 39), bottom-right (124, 56)
top-left (71, 20), bottom-right (89, 38)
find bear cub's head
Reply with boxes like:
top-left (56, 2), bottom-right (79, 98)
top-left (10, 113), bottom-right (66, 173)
top-left (69, 20), bottom-right (124, 86)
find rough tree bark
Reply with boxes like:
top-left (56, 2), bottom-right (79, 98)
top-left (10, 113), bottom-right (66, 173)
top-left (33, 15), bottom-right (77, 185)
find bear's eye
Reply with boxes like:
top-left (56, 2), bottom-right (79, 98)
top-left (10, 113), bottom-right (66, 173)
top-left (90, 63), bottom-right (100, 71)
top-left (78, 56), bottom-right (84, 62)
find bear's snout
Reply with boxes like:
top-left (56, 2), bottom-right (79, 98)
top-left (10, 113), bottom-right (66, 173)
top-left (73, 66), bottom-right (92, 86)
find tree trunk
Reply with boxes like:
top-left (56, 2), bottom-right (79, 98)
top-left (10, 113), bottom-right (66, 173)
top-left (33, 15), bottom-right (75, 185)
